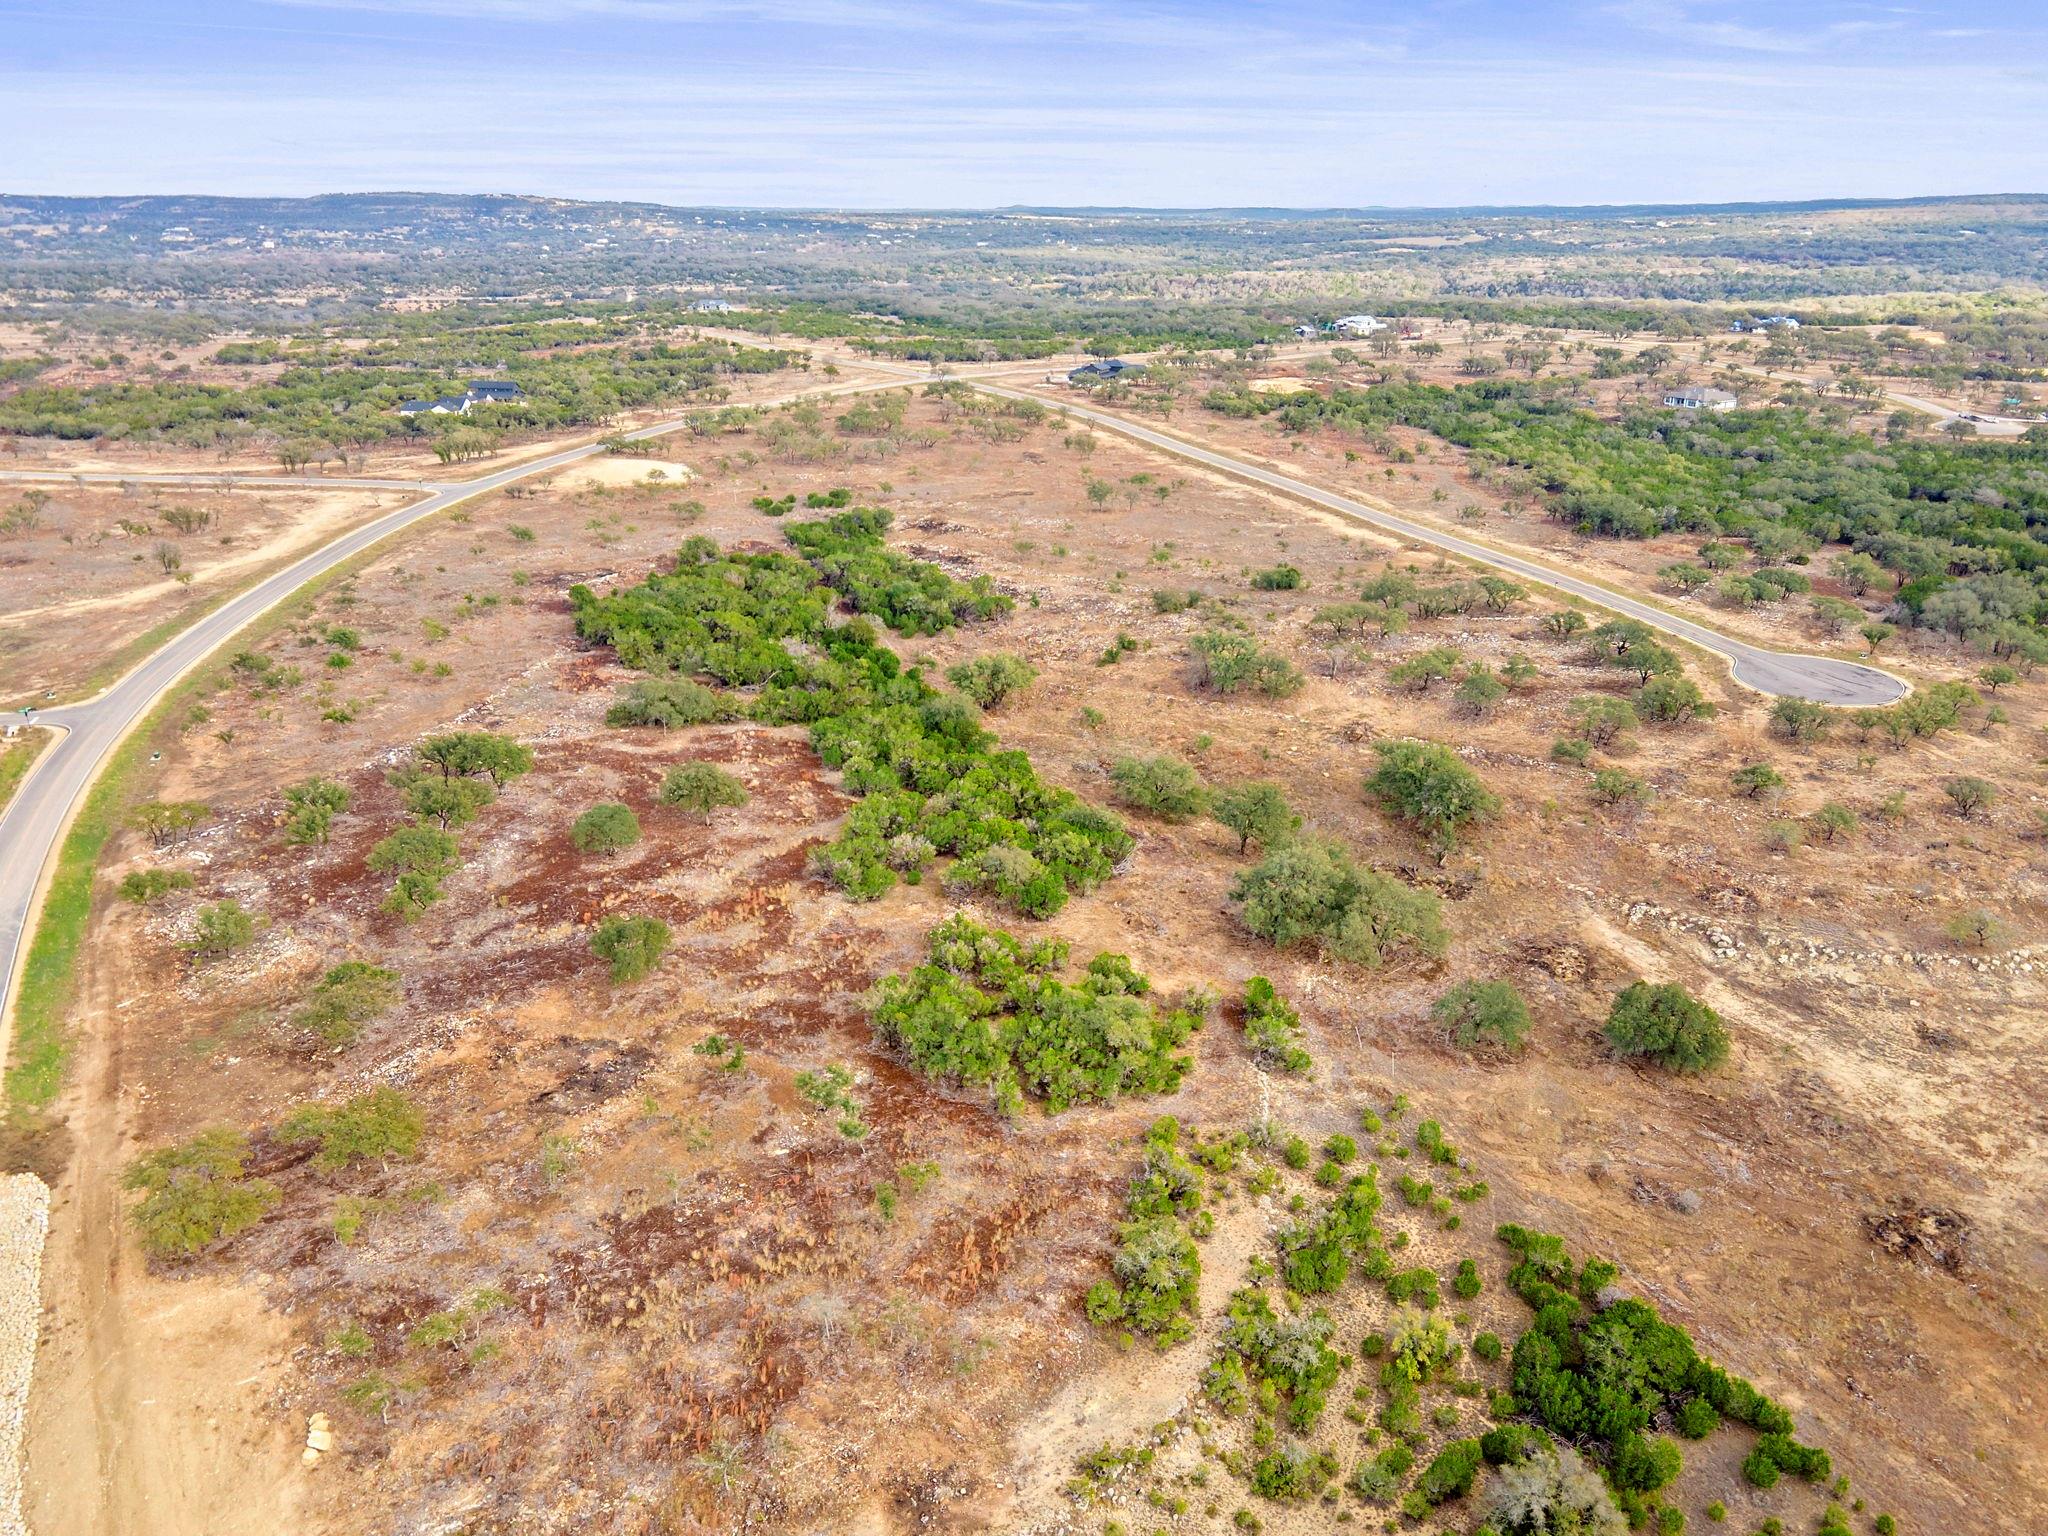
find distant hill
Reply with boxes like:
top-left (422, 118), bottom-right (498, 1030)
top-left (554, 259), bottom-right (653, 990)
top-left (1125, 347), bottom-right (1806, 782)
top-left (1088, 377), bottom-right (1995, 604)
top-left (2, 191), bottom-right (2043, 311)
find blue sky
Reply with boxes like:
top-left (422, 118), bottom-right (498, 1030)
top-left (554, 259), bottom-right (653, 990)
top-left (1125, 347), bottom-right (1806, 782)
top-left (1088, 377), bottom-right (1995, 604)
top-left (4, 0), bottom-right (2045, 206)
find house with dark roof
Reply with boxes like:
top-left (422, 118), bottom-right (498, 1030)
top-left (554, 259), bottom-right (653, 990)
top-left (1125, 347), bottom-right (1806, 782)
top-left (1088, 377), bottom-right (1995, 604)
top-left (1067, 358), bottom-right (1146, 385)
top-left (397, 379), bottom-right (527, 416)
top-left (398, 394), bottom-right (475, 417)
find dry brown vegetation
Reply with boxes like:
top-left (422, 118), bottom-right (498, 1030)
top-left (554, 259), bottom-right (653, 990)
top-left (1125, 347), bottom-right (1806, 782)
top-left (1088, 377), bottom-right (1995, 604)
top-left (0, 479), bottom-right (407, 699)
top-left (19, 384), bottom-right (2045, 1536)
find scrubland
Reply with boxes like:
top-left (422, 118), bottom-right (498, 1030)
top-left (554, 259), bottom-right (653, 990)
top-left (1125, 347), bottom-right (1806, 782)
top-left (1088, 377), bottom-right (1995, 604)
top-left (13, 383), bottom-right (2044, 1536)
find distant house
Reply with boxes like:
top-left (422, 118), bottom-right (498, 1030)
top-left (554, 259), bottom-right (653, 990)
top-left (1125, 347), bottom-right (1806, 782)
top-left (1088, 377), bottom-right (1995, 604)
top-left (1332, 314), bottom-right (1388, 337)
top-left (398, 394), bottom-right (474, 417)
top-left (398, 379), bottom-right (526, 417)
top-left (692, 299), bottom-right (738, 314)
top-left (1293, 324), bottom-right (1319, 339)
top-left (1733, 315), bottom-right (1801, 333)
top-left (1068, 358), bottom-right (1146, 385)
top-left (1663, 387), bottom-right (1739, 412)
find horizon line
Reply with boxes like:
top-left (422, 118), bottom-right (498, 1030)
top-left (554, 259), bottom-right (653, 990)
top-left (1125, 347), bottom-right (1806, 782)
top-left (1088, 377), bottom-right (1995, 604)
top-left (7, 189), bottom-right (2048, 218)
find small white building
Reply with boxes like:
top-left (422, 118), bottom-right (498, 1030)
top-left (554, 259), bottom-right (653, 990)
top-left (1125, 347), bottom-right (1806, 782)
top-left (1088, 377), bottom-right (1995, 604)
top-left (1663, 387), bottom-right (1739, 412)
top-left (1332, 314), bottom-right (1388, 337)
top-left (692, 299), bottom-right (738, 314)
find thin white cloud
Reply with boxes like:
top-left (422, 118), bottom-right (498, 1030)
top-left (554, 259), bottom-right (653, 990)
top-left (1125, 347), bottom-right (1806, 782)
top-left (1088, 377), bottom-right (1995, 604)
top-left (253, 0), bottom-right (1320, 52)
top-left (1604, 0), bottom-right (1901, 55)
top-left (5, 51), bottom-right (2043, 206)
top-left (4, 0), bottom-right (2043, 205)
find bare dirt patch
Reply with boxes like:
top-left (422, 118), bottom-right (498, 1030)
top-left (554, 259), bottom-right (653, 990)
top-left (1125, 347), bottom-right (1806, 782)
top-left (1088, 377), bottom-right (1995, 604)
top-left (0, 480), bottom-right (405, 698)
top-left (19, 386), bottom-right (2045, 1535)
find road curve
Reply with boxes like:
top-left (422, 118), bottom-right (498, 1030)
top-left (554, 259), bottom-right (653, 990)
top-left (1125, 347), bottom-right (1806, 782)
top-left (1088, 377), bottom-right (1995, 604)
top-left (0, 365), bottom-right (1909, 1050)
top-left (0, 376), bottom-right (904, 1050)
top-left (1721, 365), bottom-right (2033, 439)
top-left (973, 381), bottom-right (1911, 709)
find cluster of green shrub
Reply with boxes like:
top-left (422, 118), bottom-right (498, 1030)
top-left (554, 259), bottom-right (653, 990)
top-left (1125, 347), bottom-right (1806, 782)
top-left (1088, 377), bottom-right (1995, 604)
top-left (570, 801), bottom-right (641, 854)
top-left (590, 914), bottom-right (670, 982)
top-left (1202, 378), bottom-right (2048, 648)
top-left (871, 1157), bottom-right (941, 1221)
top-left (1496, 1223), bottom-right (1831, 1524)
top-left (1250, 564), bottom-right (1304, 591)
top-left (129, 799), bottom-right (209, 848)
top-left (1231, 837), bottom-right (1448, 968)
top-left (1110, 754), bottom-right (1208, 821)
top-left (1205, 1288), bottom-right (1347, 1434)
top-left (293, 960), bottom-right (401, 1046)
top-left (122, 1128), bottom-right (280, 1260)
top-left (1365, 739), bottom-right (1500, 853)
top-left (1352, 567), bottom-right (1528, 625)
top-left (1211, 781), bottom-right (1296, 855)
top-left (1713, 567), bottom-right (1812, 609)
top-left (575, 521), bottom-right (1131, 915)
top-left (123, 1085), bottom-right (426, 1260)
top-left (368, 731), bottom-right (533, 918)
top-left (283, 777), bottom-right (351, 845)
top-left (945, 652), bottom-right (1037, 709)
top-left (1604, 981), bottom-right (1730, 1074)
top-left (186, 899), bottom-right (257, 958)
top-left (1239, 976), bottom-right (1313, 1074)
top-left (1188, 628), bottom-right (1305, 699)
top-left (1274, 1165), bottom-right (1385, 1296)
top-left (1579, 617), bottom-right (1685, 687)
top-left (0, 335), bottom-right (793, 455)
top-left (1085, 1117), bottom-right (1241, 1345)
top-left (1434, 979), bottom-right (1533, 1053)
top-left (118, 868), bottom-right (195, 904)
top-left (867, 914), bottom-right (1206, 1116)
top-left (783, 507), bottom-right (1012, 634)
top-left (792, 1063), bottom-right (868, 1139)
top-left (1843, 679), bottom-right (1990, 751)
top-left (279, 1086), bottom-right (425, 1169)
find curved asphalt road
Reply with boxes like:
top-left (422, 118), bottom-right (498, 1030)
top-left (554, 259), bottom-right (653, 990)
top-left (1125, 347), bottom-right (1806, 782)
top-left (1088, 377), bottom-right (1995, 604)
top-left (0, 378), bottom-right (902, 1048)
top-left (972, 380), bottom-right (1910, 708)
top-left (0, 365), bottom-right (1909, 1050)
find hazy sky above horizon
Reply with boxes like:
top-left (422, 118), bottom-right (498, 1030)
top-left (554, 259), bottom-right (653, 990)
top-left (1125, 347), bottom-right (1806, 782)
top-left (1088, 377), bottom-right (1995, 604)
top-left (4, 0), bottom-right (2045, 207)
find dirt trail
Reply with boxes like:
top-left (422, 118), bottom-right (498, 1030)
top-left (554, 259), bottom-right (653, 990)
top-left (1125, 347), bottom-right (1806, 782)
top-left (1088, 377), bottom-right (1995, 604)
top-left (23, 931), bottom-right (304, 1536)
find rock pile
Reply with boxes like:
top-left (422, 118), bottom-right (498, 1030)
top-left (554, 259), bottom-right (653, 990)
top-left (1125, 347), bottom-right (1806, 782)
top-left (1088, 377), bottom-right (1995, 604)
top-left (1622, 900), bottom-right (2044, 978)
top-left (0, 1173), bottom-right (50, 1536)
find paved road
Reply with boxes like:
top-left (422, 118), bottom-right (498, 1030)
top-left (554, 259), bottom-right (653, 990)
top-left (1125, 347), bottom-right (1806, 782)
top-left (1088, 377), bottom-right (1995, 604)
top-left (1721, 365), bottom-right (2034, 439)
top-left (1253, 336), bottom-right (2042, 440)
top-left (0, 360), bottom-right (1911, 1052)
top-left (0, 376), bottom-right (903, 1051)
top-left (970, 379), bottom-right (1911, 708)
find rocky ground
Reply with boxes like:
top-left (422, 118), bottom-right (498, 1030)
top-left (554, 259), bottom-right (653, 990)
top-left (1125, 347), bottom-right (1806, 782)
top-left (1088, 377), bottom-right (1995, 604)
top-left (14, 386), bottom-right (2044, 1535)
